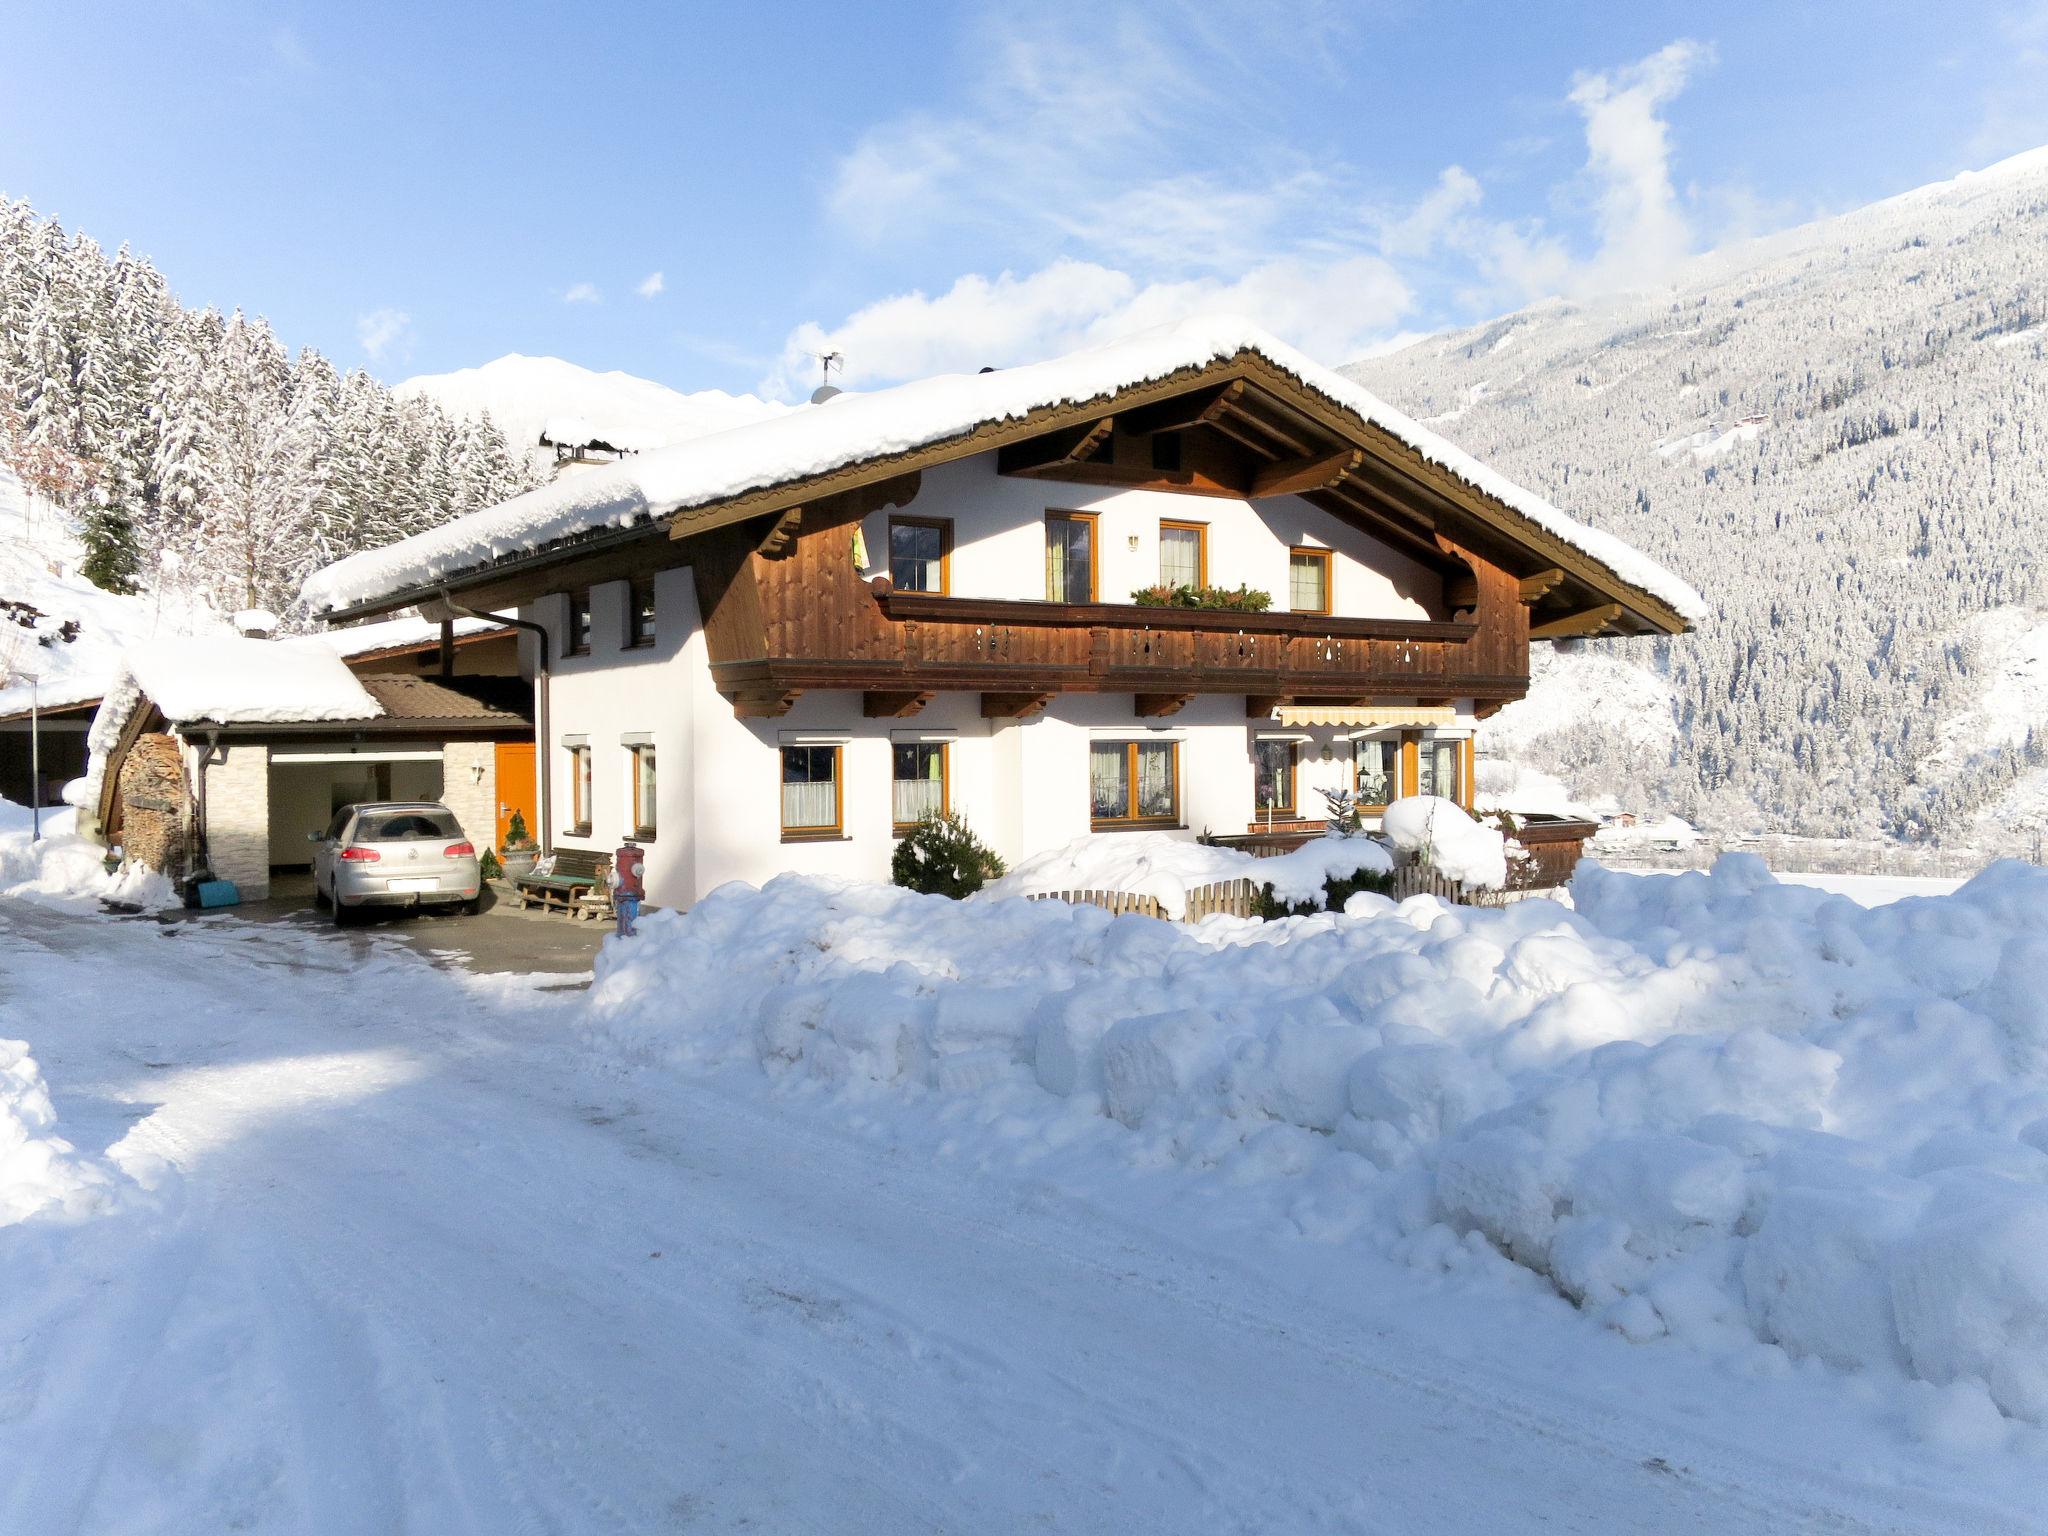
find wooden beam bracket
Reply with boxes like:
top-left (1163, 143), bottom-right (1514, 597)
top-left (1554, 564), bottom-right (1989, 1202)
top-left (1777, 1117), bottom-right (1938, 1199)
top-left (1530, 603), bottom-right (1623, 640)
top-left (728, 687), bottom-right (803, 719)
top-left (1116, 379), bottom-right (1247, 437)
top-left (1518, 567), bottom-right (1566, 604)
top-left (981, 691), bottom-right (1054, 720)
top-left (756, 506), bottom-right (802, 558)
top-left (995, 417), bottom-right (1114, 477)
top-left (1133, 692), bottom-right (1193, 718)
top-left (1251, 448), bottom-right (1362, 500)
top-left (862, 690), bottom-right (933, 719)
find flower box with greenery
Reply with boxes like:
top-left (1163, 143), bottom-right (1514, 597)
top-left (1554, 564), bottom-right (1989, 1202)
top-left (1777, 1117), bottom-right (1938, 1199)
top-left (498, 809), bottom-right (538, 880)
top-left (1129, 583), bottom-right (1273, 612)
top-left (891, 811), bottom-right (1006, 899)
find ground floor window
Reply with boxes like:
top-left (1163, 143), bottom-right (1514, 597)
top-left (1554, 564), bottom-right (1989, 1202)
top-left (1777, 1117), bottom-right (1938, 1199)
top-left (1090, 740), bottom-right (1178, 828)
top-left (629, 742), bottom-right (657, 838)
top-left (892, 742), bottom-right (948, 829)
top-left (1252, 739), bottom-right (1297, 816)
top-left (781, 744), bottom-right (842, 837)
top-left (1354, 737), bottom-right (1397, 809)
top-left (566, 742), bottom-right (592, 833)
top-left (1418, 735), bottom-right (1466, 804)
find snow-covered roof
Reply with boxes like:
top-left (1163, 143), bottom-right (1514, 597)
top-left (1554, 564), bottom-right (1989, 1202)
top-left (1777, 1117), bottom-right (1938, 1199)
top-left (123, 635), bottom-right (383, 726)
top-left (315, 613), bottom-right (506, 659)
top-left (540, 415), bottom-right (603, 448)
top-left (305, 316), bottom-right (1705, 622)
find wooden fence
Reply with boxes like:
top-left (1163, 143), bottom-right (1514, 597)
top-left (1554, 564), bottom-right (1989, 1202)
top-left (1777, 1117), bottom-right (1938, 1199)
top-left (1026, 877), bottom-right (1260, 923)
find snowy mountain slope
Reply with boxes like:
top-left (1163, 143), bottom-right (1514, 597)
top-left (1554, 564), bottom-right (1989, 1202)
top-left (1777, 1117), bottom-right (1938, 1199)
top-left (396, 354), bottom-right (791, 475)
top-left (1346, 147), bottom-right (2048, 843)
top-left (0, 466), bottom-right (227, 716)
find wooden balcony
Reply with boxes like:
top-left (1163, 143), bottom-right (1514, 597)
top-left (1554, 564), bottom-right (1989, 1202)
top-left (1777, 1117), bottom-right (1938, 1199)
top-left (711, 586), bottom-right (1528, 716)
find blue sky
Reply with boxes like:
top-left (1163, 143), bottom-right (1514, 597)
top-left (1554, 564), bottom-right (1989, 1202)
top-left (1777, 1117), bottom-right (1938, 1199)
top-left (5, 1), bottom-right (2047, 401)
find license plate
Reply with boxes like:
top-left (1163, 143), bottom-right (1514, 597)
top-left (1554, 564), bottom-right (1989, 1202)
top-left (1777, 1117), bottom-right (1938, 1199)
top-left (386, 877), bottom-right (437, 892)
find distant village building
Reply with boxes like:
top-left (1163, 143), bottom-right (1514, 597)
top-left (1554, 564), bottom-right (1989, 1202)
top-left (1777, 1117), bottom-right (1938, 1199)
top-left (284, 320), bottom-right (1697, 912)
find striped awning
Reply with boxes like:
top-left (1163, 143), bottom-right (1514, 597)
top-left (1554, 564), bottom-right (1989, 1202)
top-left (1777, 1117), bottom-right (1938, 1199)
top-left (1272, 704), bottom-right (1456, 729)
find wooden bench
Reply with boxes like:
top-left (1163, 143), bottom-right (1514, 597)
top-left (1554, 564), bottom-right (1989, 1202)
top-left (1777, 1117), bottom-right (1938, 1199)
top-left (513, 848), bottom-right (607, 914)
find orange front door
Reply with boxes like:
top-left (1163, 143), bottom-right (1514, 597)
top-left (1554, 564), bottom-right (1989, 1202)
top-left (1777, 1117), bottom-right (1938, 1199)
top-left (495, 741), bottom-right (536, 849)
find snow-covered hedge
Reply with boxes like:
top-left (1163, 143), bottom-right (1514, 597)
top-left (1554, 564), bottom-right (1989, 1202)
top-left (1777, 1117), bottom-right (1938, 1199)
top-left (587, 854), bottom-right (2048, 1428)
top-left (981, 830), bottom-right (1391, 917)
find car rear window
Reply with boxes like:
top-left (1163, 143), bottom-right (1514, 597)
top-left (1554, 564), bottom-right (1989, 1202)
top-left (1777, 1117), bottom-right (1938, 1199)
top-left (356, 810), bottom-right (461, 842)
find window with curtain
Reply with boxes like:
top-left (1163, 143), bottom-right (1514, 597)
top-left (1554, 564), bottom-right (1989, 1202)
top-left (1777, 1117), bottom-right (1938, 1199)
top-left (1159, 522), bottom-right (1204, 590)
top-left (891, 742), bottom-right (947, 828)
top-left (1090, 740), bottom-right (1179, 827)
top-left (630, 743), bottom-right (656, 836)
top-left (1355, 738), bottom-right (1396, 808)
top-left (566, 743), bottom-right (592, 830)
top-left (1288, 549), bottom-right (1330, 614)
top-left (889, 518), bottom-right (949, 593)
top-left (1252, 739), bottom-right (1296, 815)
top-left (781, 745), bottom-right (841, 835)
top-left (565, 590), bottom-right (592, 656)
top-left (1046, 514), bottom-right (1095, 602)
top-left (625, 577), bottom-right (656, 648)
top-left (1419, 737), bottom-right (1463, 802)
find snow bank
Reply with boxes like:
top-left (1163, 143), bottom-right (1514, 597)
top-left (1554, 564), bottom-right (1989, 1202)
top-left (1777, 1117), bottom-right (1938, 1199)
top-left (304, 316), bottom-right (1704, 623)
top-left (587, 853), bottom-right (2048, 1431)
top-left (1381, 796), bottom-right (1508, 888)
top-left (0, 799), bottom-right (174, 912)
top-left (981, 831), bottom-right (1391, 916)
top-left (0, 1038), bottom-right (122, 1226)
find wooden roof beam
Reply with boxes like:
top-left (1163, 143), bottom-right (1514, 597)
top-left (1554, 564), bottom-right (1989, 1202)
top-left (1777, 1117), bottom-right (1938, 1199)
top-left (1252, 449), bottom-right (1361, 500)
top-left (1530, 603), bottom-right (1623, 640)
top-left (1116, 380), bottom-right (1246, 436)
top-left (996, 418), bottom-right (1114, 477)
top-left (1518, 568), bottom-right (1566, 603)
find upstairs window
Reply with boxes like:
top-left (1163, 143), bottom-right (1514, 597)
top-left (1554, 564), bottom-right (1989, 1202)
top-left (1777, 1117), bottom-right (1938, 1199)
top-left (1289, 548), bottom-right (1331, 615)
top-left (565, 589), bottom-right (592, 656)
top-left (565, 742), bottom-right (592, 832)
top-left (889, 517), bottom-right (951, 594)
top-left (1046, 512), bottom-right (1096, 603)
top-left (891, 742), bottom-right (948, 829)
top-left (624, 577), bottom-right (656, 649)
top-left (1252, 739), bottom-right (1297, 816)
top-left (1090, 740), bottom-right (1179, 828)
top-left (1159, 520), bottom-right (1206, 591)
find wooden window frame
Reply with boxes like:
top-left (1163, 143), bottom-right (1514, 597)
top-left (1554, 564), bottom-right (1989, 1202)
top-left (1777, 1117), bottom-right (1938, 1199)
top-left (1089, 739), bottom-right (1181, 831)
top-left (1289, 547), bottom-right (1332, 616)
top-left (565, 743), bottom-right (592, 835)
top-left (779, 743), bottom-right (845, 841)
top-left (1045, 510), bottom-right (1100, 604)
top-left (564, 589), bottom-right (592, 657)
top-left (887, 516), bottom-right (953, 595)
top-left (629, 742), bottom-right (657, 839)
top-left (1411, 733), bottom-right (1472, 809)
top-left (1354, 736), bottom-right (1399, 813)
top-left (1159, 518), bottom-right (1208, 590)
top-left (623, 576), bottom-right (656, 650)
top-left (890, 740), bottom-right (951, 833)
top-left (1252, 737), bottom-right (1297, 817)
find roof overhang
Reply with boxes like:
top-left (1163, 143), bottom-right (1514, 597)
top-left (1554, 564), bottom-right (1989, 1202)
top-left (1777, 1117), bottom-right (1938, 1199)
top-left (315, 350), bottom-right (1693, 639)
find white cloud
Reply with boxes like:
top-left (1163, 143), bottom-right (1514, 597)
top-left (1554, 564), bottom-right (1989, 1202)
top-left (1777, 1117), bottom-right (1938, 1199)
top-left (1378, 166), bottom-right (1484, 260)
top-left (355, 308), bottom-right (411, 363)
top-left (636, 270), bottom-right (665, 299)
top-left (1564, 39), bottom-right (1714, 292)
top-left (563, 282), bottom-right (602, 305)
top-left (761, 254), bottom-right (1411, 400)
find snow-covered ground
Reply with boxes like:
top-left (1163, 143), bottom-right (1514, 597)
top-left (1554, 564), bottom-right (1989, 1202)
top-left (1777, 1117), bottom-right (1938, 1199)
top-left (3, 863), bottom-right (2044, 1531)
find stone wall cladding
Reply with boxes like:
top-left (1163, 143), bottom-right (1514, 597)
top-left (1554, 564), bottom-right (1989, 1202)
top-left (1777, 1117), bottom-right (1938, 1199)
top-left (203, 743), bottom-right (271, 901)
top-left (440, 740), bottom-right (497, 853)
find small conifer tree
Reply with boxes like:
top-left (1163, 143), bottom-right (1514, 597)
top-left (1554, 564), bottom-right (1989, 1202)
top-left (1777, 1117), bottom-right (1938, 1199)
top-left (891, 810), bottom-right (1006, 898)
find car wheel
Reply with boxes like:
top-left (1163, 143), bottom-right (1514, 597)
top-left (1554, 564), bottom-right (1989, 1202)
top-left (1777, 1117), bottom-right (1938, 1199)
top-left (312, 880), bottom-right (329, 909)
top-left (332, 899), bottom-right (357, 928)
top-left (461, 896), bottom-right (483, 916)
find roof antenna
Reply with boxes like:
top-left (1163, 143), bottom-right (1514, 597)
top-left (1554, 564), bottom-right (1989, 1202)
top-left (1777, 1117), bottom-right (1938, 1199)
top-left (810, 351), bottom-right (844, 405)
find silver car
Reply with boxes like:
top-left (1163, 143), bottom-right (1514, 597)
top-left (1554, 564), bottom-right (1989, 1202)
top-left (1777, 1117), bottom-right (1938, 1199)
top-left (310, 801), bottom-right (483, 925)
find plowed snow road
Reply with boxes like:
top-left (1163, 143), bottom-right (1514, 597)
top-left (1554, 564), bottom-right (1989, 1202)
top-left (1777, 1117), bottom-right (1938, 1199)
top-left (0, 903), bottom-right (2031, 1533)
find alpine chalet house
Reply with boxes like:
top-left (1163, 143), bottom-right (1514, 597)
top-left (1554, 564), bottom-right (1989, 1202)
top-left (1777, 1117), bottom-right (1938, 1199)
top-left (302, 319), bottom-right (1701, 911)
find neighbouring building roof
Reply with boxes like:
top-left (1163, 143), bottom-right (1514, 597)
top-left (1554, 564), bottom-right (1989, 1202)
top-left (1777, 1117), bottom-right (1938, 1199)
top-left (126, 635), bottom-right (382, 726)
top-left (317, 613), bottom-right (508, 661)
top-left (301, 315), bottom-right (1706, 626)
top-left (355, 674), bottom-right (530, 727)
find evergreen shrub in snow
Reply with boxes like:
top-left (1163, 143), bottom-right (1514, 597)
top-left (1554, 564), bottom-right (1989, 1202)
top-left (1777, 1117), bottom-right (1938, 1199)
top-left (1253, 858), bottom-right (1395, 919)
top-left (891, 811), bottom-right (1006, 899)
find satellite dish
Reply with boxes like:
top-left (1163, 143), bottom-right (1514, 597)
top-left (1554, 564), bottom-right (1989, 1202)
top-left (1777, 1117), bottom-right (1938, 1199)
top-left (810, 383), bottom-right (843, 404)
